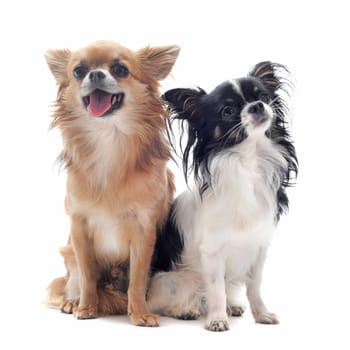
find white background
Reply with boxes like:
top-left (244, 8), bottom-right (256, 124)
top-left (1, 0), bottom-right (349, 349)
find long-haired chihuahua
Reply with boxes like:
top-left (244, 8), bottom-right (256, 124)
top-left (45, 40), bottom-right (179, 327)
top-left (148, 61), bottom-right (298, 331)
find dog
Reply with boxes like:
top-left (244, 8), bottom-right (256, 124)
top-left (45, 40), bottom-right (179, 327)
top-left (148, 61), bottom-right (298, 331)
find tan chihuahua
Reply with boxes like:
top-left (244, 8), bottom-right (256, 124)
top-left (45, 40), bottom-right (179, 326)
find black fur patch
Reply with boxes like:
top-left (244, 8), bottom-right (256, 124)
top-left (97, 262), bottom-right (129, 293)
top-left (151, 203), bottom-right (184, 273)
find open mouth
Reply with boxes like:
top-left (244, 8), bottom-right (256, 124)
top-left (83, 89), bottom-right (124, 117)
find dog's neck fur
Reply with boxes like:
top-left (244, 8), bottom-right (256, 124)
top-left (54, 107), bottom-right (169, 192)
top-left (201, 135), bottom-right (288, 223)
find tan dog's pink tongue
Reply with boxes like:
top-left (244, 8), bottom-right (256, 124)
top-left (88, 91), bottom-right (112, 117)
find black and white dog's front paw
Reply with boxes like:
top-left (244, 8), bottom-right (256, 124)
top-left (254, 311), bottom-right (279, 324)
top-left (227, 304), bottom-right (246, 317)
top-left (176, 310), bottom-right (201, 320)
top-left (205, 318), bottom-right (229, 332)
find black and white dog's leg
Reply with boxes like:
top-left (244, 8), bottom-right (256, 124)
top-left (226, 281), bottom-right (246, 317)
top-left (202, 252), bottom-right (229, 331)
top-left (246, 247), bottom-right (279, 324)
top-left (147, 270), bottom-right (202, 320)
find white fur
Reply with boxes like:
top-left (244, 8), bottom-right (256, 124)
top-left (80, 69), bottom-right (121, 96)
top-left (65, 266), bottom-right (80, 301)
top-left (89, 212), bottom-right (126, 260)
top-left (67, 194), bottom-right (152, 263)
top-left (148, 132), bottom-right (287, 330)
top-left (78, 118), bottom-right (123, 187)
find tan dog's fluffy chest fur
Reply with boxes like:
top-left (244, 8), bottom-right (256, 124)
top-left (45, 40), bottom-right (179, 326)
top-left (65, 160), bottom-right (170, 264)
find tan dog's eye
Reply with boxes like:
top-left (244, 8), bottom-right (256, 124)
top-left (73, 65), bottom-right (88, 80)
top-left (110, 63), bottom-right (129, 78)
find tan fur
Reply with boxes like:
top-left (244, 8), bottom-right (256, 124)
top-left (45, 41), bottom-right (179, 326)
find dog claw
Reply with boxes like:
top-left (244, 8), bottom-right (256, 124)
top-left (129, 313), bottom-right (160, 327)
top-left (254, 312), bottom-right (279, 324)
top-left (206, 319), bottom-right (230, 332)
top-left (74, 305), bottom-right (98, 319)
top-left (176, 311), bottom-right (201, 320)
top-left (60, 300), bottom-right (78, 314)
top-left (228, 305), bottom-right (246, 317)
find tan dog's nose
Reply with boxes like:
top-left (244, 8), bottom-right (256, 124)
top-left (89, 70), bottom-right (106, 83)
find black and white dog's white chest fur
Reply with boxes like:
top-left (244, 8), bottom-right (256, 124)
top-left (148, 62), bottom-right (298, 331)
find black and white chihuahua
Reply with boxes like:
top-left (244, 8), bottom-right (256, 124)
top-left (148, 61), bottom-right (298, 331)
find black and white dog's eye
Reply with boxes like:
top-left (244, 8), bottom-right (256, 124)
top-left (259, 92), bottom-right (270, 103)
top-left (222, 106), bottom-right (237, 119)
top-left (73, 65), bottom-right (88, 80)
top-left (110, 63), bottom-right (129, 78)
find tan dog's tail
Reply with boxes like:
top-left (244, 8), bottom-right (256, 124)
top-left (45, 246), bottom-right (128, 316)
top-left (97, 286), bottom-right (128, 316)
top-left (45, 276), bottom-right (66, 309)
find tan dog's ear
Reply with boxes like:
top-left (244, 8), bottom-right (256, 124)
top-left (137, 45), bottom-right (180, 81)
top-left (45, 49), bottom-right (71, 84)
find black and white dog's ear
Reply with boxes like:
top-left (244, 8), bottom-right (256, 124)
top-left (162, 87), bottom-right (207, 121)
top-left (248, 61), bottom-right (291, 94)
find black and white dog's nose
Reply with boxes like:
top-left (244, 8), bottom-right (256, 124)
top-left (89, 70), bottom-right (106, 83)
top-left (248, 102), bottom-right (264, 114)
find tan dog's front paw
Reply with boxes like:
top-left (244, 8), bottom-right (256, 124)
top-left (74, 305), bottom-right (98, 319)
top-left (129, 313), bottom-right (160, 327)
